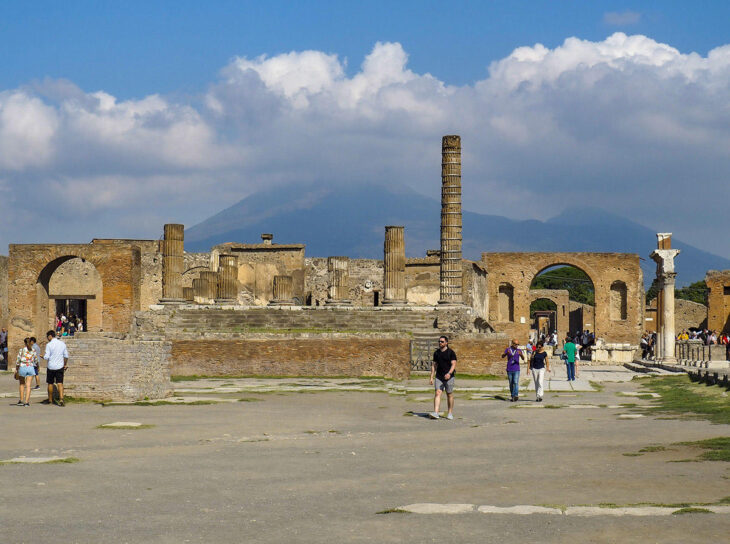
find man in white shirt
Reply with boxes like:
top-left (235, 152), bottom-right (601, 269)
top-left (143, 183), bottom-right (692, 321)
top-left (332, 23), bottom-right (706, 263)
top-left (42, 330), bottom-right (69, 407)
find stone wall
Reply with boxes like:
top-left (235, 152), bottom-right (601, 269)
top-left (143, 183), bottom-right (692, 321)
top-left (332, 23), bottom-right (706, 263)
top-left (706, 270), bottom-right (730, 333)
top-left (0, 256), bottom-right (8, 328)
top-left (171, 336), bottom-right (411, 379)
top-left (64, 333), bottom-right (172, 401)
top-left (483, 252), bottom-right (643, 344)
top-left (140, 241), bottom-right (163, 309)
top-left (569, 301), bottom-right (596, 335)
top-left (306, 258), bottom-right (383, 307)
top-left (647, 297), bottom-right (708, 332)
top-left (446, 334), bottom-right (511, 375)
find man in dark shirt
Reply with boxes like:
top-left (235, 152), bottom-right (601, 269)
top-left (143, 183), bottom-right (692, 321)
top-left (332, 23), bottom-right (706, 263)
top-left (429, 336), bottom-right (457, 420)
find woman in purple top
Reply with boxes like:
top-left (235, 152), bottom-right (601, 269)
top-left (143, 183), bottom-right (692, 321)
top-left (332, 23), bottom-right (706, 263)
top-left (501, 339), bottom-right (525, 402)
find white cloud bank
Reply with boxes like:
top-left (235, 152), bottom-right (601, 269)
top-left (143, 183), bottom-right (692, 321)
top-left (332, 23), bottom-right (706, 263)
top-left (1, 33), bottom-right (730, 257)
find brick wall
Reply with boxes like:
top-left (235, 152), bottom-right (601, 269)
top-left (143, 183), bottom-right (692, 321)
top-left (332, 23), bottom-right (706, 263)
top-left (447, 335), bottom-right (512, 375)
top-left (171, 337), bottom-right (411, 379)
top-left (64, 334), bottom-right (172, 401)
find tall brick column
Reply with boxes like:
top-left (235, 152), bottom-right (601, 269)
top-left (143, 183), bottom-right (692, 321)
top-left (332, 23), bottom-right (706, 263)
top-left (160, 223), bottom-right (185, 303)
top-left (326, 256), bottom-right (351, 306)
top-left (439, 135), bottom-right (463, 305)
top-left (650, 233), bottom-right (680, 363)
top-left (383, 226), bottom-right (407, 305)
top-left (216, 254), bottom-right (238, 303)
top-left (270, 275), bottom-right (294, 306)
top-left (199, 271), bottom-right (218, 304)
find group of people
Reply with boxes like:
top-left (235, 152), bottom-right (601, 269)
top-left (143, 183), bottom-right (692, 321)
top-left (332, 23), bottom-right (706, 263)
top-left (14, 330), bottom-right (69, 407)
top-left (428, 334), bottom-right (580, 419)
top-left (55, 314), bottom-right (83, 337)
top-left (676, 329), bottom-right (729, 345)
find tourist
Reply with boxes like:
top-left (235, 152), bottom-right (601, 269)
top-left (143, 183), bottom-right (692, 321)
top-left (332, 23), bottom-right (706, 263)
top-left (29, 336), bottom-right (41, 389)
top-left (502, 339), bottom-right (524, 401)
top-left (529, 341), bottom-right (551, 402)
top-left (563, 335), bottom-right (578, 381)
top-left (42, 329), bottom-right (69, 407)
top-left (429, 335), bottom-right (457, 420)
top-left (15, 337), bottom-right (38, 406)
top-left (640, 333), bottom-right (650, 359)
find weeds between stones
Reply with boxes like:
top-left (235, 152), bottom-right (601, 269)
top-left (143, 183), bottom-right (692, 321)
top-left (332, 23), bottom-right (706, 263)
top-left (675, 437), bottom-right (730, 461)
top-left (672, 507), bottom-right (712, 515)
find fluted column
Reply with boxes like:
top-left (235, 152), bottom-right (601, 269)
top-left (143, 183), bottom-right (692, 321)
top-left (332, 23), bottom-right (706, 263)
top-left (270, 275), bottom-right (294, 306)
top-left (192, 278), bottom-right (203, 304)
top-left (439, 135), bottom-right (463, 305)
top-left (326, 256), bottom-right (351, 306)
top-left (160, 223), bottom-right (184, 303)
top-left (198, 271), bottom-right (218, 304)
top-left (182, 287), bottom-right (194, 302)
top-left (216, 254), bottom-right (238, 303)
top-left (383, 226), bottom-right (407, 305)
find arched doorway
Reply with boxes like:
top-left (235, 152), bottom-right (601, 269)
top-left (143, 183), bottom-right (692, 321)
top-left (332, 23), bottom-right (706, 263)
top-left (530, 298), bottom-right (557, 341)
top-left (36, 257), bottom-right (103, 334)
top-left (530, 264), bottom-right (595, 345)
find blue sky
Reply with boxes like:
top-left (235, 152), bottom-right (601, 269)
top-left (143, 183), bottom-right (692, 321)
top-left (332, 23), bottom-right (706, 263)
top-left (3, 1), bottom-right (729, 98)
top-left (1, 1), bottom-right (730, 260)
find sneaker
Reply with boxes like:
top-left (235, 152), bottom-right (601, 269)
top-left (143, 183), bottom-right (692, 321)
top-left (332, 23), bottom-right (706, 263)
top-left (510, 397), bottom-right (515, 402)
top-left (57, 400), bottom-right (65, 407)
top-left (15, 400), bottom-right (23, 406)
top-left (23, 403), bottom-right (30, 407)
top-left (33, 385), bottom-right (40, 390)
top-left (446, 413), bottom-right (454, 420)
top-left (537, 397), bottom-right (543, 402)
top-left (40, 399), bottom-right (51, 405)
top-left (428, 412), bottom-right (439, 419)
top-left (514, 396), bottom-right (519, 401)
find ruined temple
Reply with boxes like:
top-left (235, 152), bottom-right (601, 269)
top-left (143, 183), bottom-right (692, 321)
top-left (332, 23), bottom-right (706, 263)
top-left (0, 135), bottom-right (652, 400)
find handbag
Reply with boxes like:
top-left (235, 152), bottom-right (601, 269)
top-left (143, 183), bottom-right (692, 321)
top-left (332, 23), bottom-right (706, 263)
top-left (14, 370), bottom-right (19, 380)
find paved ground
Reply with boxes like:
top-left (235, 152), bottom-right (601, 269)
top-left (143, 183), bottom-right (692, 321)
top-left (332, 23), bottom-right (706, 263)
top-left (1, 366), bottom-right (728, 543)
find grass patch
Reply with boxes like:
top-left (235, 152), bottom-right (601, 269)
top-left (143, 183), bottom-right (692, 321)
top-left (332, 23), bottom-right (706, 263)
top-left (449, 373), bottom-right (504, 381)
top-left (672, 507), bottom-right (712, 515)
top-left (543, 405), bottom-right (563, 409)
top-left (675, 437), bottom-right (730, 462)
top-left (640, 375), bottom-right (730, 424)
top-left (237, 398), bottom-right (262, 402)
top-left (376, 508), bottom-right (409, 515)
top-left (622, 453), bottom-right (643, 457)
top-left (131, 400), bottom-right (217, 406)
top-left (639, 445), bottom-right (668, 453)
top-left (0, 457), bottom-right (80, 466)
top-left (589, 381), bottom-right (605, 392)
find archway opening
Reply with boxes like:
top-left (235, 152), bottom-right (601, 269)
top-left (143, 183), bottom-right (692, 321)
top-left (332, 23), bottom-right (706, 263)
top-left (37, 256), bottom-right (103, 335)
top-left (530, 264), bottom-right (595, 345)
top-left (530, 298), bottom-right (557, 342)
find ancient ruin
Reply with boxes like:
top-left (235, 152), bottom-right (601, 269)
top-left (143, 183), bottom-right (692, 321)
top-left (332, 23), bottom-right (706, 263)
top-left (1, 134), bottom-right (713, 400)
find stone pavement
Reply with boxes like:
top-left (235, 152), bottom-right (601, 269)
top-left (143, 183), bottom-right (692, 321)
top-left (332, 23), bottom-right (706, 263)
top-left (0, 368), bottom-right (728, 543)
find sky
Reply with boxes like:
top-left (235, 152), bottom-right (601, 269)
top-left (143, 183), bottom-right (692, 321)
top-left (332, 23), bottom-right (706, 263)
top-left (1, 1), bottom-right (730, 258)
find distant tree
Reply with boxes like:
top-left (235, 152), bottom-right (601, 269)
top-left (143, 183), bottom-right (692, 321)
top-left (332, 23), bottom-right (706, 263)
top-left (676, 280), bottom-right (708, 305)
top-left (530, 266), bottom-right (595, 306)
top-left (645, 278), bottom-right (660, 304)
top-left (530, 298), bottom-right (557, 318)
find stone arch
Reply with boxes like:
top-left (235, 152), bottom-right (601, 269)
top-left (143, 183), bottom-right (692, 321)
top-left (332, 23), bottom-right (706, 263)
top-left (528, 289), bottom-right (569, 342)
top-left (8, 241), bottom-right (142, 358)
top-left (181, 266), bottom-right (210, 289)
top-left (610, 280), bottom-right (628, 321)
top-left (483, 252), bottom-right (643, 345)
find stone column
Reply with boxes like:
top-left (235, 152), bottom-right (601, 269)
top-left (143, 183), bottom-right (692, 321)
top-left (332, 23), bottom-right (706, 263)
top-left (199, 271), bottom-right (218, 304)
top-left (182, 287), bottom-right (194, 302)
top-left (192, 278), bottom-right (203, 304)
top-left (439, 135), bottom-right (463, 305)
top-left (650, 233), bottom-right (680, 363)
top-left (216, 254), bottom-right (238, 303)
top-left (326, 256), bottom-right (351, 306)
top-left (160, 223), bottom-right (185, 303)
top-left (270, 275), bottom-right (294, 306)
top-left (383, 226), bottom-right (407, 305)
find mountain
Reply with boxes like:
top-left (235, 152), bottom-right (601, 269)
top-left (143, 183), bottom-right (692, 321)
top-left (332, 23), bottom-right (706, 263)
top-left (185, 182), bottom-right (730, 287)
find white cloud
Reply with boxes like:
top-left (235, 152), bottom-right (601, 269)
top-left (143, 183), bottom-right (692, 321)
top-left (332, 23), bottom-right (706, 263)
top-left (604, 11), bottom-right (642, 26)
top-left (1, 35), bottom-right (730, 259)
